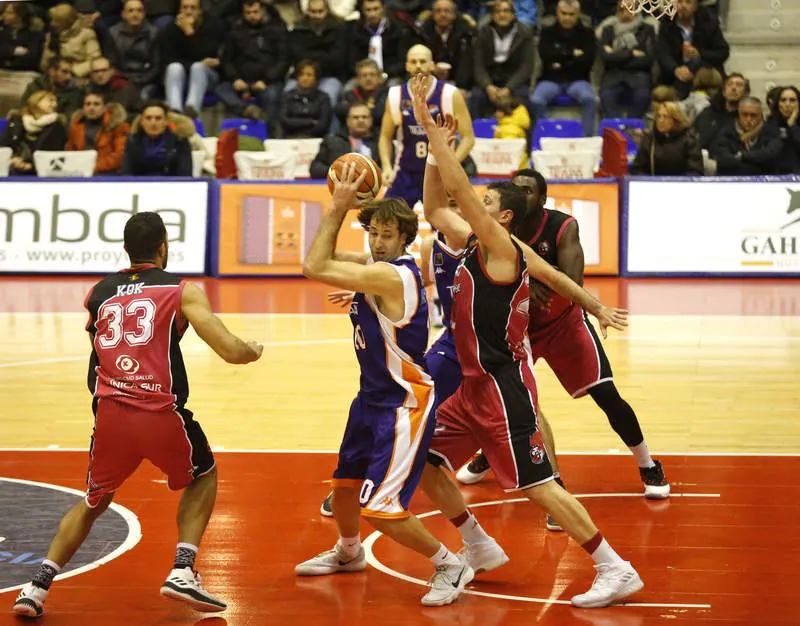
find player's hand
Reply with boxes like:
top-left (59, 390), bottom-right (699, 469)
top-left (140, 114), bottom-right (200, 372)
top-left (332, 160), bottom-right (368, 211)
top-left (435, 113), bottom-right (458, 150)
top-left (246, 341), bottom-right (264, 361)
top-left (593, 306), bottom-right (629, 338)
top-left (327, 290), bottom-right (355, 307)
top-left (382, 164), bottom-right (396, 186)
top-left (530, 280), bottom-right (552, 311)
top-left (410, 73), bottom-right (435, 130)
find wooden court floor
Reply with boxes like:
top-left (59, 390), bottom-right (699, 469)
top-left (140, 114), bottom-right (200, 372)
top-left (0, 276), bottom-right (799, 625)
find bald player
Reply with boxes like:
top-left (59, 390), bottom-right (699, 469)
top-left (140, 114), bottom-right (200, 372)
top-left (379, 44), bottom-right (474, 209)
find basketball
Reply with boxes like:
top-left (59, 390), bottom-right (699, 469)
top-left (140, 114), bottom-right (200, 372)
top-left (327, 153), bottom-right (382, 202)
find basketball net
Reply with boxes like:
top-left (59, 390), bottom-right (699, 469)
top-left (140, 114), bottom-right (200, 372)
top-left (620, 0), bottom-right (678, 19)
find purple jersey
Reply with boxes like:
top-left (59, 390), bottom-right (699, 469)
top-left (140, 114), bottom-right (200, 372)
top-left (429, 231), bottom-right (465, 332)
top-left (349, 255), bottom-right (433, 408)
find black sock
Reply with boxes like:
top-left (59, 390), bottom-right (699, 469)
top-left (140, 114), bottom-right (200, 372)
top-left (32, 561), bottom-right (60, 590)
top-left (174, 543), bottom-right (198, 570)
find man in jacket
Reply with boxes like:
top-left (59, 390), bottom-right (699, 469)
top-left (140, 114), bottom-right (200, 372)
top-left (88, 56), bottom-right (141, 119)
top-left (347, 0), bottom-right (411, 85)
top-left (310, 102), bottom-right (378, 178)
top-left (710, 96), bottom-right (782, 176)
top-left (122, 100), bottom-right (193, 175)
top-left (417, 0), bottom-right (474, 92)
top-left (656, 0), bottom-right (729, 99)
top-left (0, 2), bottom-right (45, 72)
top-left (216, 0), bottom-right (289, 130)
top-left (334, 59), bottom-right (387, 130)
top-left (21, 56), bottom-right (85, 119)
top-left (531, 0), bottom-right (597, 135)
top-left (66, 89), bottom-right (130, 174)
top-left (105, 0), bottom-right (161, 100)
top-left (693, 71), bottom-right (748, 149)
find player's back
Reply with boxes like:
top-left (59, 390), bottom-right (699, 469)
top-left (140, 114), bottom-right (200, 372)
top-left (451, 237), bottom-right (531, 378)
top-left (388, 78), bottom-right (456, 174)
top-left (526, 209), bottom-right (577, 335)
top-left (350, 255), bottom-right (432, 408)
top-left (85, 264), bottom-right (189, 412)
top-left (430, 231), bottom-right (465, 332)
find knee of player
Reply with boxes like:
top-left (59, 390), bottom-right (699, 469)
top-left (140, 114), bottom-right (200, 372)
top-left (523, 479), bottom-right (560, 507)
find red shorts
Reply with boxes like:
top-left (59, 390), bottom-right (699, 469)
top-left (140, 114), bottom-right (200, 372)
top-left (530, 306), bottom-right (613, 398)
top-left (428, 361), bottom-right (553, 491)
top-left (85, 399), bottom-right (215, 507)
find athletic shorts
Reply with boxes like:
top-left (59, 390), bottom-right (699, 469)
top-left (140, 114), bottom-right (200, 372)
top-left (385, 170), bottom-right (423, 209)
top-left (425, 330), bottom-right (462, 406)
top-left (85, 399), bottom-right (215, 507)
top-left (428, 361), bottom-right (554, 491)
top-left (530, 306), bottom-right (613, 398)
top-left (333, 391), bottom-right (435, 518)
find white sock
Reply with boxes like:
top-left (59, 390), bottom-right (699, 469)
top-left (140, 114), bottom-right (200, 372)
top-left (337, 535), bottom-right (361, 558)
top-left (430, 543), bottom-right (460, 568)
top-left (589, 538), bottom-right (625, 566)
top-left (629, 442), bottom-right (655, 468)
top-left (456, 513), bottom-right (491, 545)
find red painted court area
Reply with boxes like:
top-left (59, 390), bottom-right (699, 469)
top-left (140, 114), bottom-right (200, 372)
top-left (0, 451), bottom-right (797, 626)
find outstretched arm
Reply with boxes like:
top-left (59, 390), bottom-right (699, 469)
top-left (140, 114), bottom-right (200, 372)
top-left (303, 162), bottom-right (403, 298)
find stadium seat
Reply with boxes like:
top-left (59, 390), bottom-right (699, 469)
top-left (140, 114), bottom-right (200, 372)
top-left (598, 118), bottom-right (645, 157)
top-left (220, 118), bottom-right (268, 141)
top-left (552, 94), bottom-right (578, 108)
top-left (192, 118), bottom-right (206, 137)
top-left (471, 138), bottom-right (527, 177)
top-left (33, 150), bottom-right (97, 177)
top-left (532, 119), bottom-right (583, 150)
top-left (472, 118), bottom-right (497, 139)
top-left (202, 93), bottom-right (220, 108)
top-left (0, 118), bottom-right (7, 137)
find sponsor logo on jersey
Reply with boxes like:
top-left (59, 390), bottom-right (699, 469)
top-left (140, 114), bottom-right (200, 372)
top-left (530, 431), bottom-right (546, 464)
top-left (537, 241), bottom-right (550, 257)
top-left (115, 354), bottom-right (140, 374)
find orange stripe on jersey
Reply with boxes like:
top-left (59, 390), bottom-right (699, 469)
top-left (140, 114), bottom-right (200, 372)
top-left (361, 509), bottom-right (410, 520)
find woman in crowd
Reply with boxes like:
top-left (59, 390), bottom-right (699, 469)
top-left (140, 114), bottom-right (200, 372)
top-left (0, 89), bottom-right (68, 175)
top-left (767, 85), bottom-right (800, 174)
top-left (630, 100), bottom-right (703, 176)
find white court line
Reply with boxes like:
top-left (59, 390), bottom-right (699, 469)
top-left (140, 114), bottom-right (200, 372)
top-left (0, 477), bottom-right (142, 596)
top-left (363, 495), bottom-right (717, 611)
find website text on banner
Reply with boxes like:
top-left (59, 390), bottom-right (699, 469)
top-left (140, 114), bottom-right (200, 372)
top-left (625, 177), bottom-right (800, 276)
top-left (0, 181), bottom-right (209, 274)
top-left (215, 181), bottom-right (620, 277)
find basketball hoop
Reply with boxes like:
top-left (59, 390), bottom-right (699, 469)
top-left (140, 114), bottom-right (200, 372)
top-left (620, 0), bottom-right (678, 19)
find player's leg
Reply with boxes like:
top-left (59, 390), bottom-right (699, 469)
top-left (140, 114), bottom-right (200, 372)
top-left (536, 406), bottom-right (566, 532)
top-left (148, 408), bottom-right (226, 612)
top-left (13, 401), bottom-right (142, 618)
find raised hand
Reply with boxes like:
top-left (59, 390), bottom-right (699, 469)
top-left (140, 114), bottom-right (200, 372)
top-left (331, 160), bottom-right (368, 212)
top-left (593, 306), bottom-right (629, 339)
top-left (436, 113), bottom-right (458, 150)
top-left (327, 290), bottom-right (355, 307)
top-left (410, 73), bottom-right (435, 131)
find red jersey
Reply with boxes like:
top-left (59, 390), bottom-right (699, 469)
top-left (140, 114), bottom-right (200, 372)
top-left (450, 236), bottom-right (531, 378)
top-left (84, 265), bottom-right (189, 411)
top-left (526, 209), bottom-right (577, 337)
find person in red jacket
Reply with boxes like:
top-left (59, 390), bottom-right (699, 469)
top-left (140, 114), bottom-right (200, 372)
top-left (66, 89), bottom-right (130, 174)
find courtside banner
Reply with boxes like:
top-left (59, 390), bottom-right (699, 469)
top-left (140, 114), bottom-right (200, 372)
top-left (0, 180), bottom-right (209, 274)
top-left (214, 180), bottom-right (619, 276)
top-left (625, 176), bottom-right (800, 276)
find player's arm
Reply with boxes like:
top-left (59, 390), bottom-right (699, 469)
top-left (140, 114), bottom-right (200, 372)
top-left (515, 237), bottom-right (627, 338)
top-left (420, 234), bottom-right (434, 287)
top-left (555, 220), bottom-right (585, 286)
top-left (181, 283), bottom-right (263, 364)
top-left (333, 251), bottom-right (370, 264)
top-left (410, 75), bottom-right (516, 266)
top-left (451, 89), bottom-right (474, 165)
top-left (303, 163), bottom-right (404, 299)
top-left (378, 98), bottom-right (397, 185)
top-left (423, 161), bottom-right (471, 249)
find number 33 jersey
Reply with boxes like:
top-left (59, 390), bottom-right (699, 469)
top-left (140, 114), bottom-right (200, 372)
top-left (84, 264), bottom-right (190, 412)
top-left (349, 255), bottom-right (433, 409)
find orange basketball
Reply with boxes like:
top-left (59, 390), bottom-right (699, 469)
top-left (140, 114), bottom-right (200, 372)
top-left (327, 153), bottom-right (383, 202)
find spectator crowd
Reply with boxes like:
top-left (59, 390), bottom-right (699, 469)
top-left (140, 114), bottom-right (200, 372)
top-left (0, 0), bottom-right (797, 177)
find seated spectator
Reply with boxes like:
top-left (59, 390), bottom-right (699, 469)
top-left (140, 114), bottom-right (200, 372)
top-left (0, 90), bottom-right (68, 175)
top-left (656, 0), bottom-right (729, 100)
top-left (66, 90), bottom-right (129, 174)
top-left (201, 0), bottom-right (243, 26)
top-left (309, 103), bottom-right (378, 178)
top-left (416, 0), bottom-right (474, 93)
top-left (471, 0), bottom-right (534, 119)
top-left (41, 4), bottom-right (102, 81)
top-left (288, 0), bottom-right (347, 115)
top-left (21, 56), bottom-right (85, 119)
top-left (334, 59), bottom-right (387, 130)
top-left (531, 0), bottom-right (596, 136)
top-left (122, 100), bottom-right (192, 175)
top-left (0, 2), bottom-right (45, 72)
top-left (629, 85), bottom-right (678, 145)
top-left (598, 0), bottom-right (656, 120)
top-left (767, 86), bottom-right (800, 174)
top-left (146, 0), bottom-right (179, 30)
top-left (216, 0), bottom-right (288, 131)
top-left (280, 60), bottom-right (332, 139)
top-left (457, 0), bottom-right (537, 28)
top-left (494, 93), bottom-right (530, 168)
top-left (72, 0), bottom-right (123, 48)
top-left (106, 0), bottom-right (161, 100)
top-left (88, 56), bottom-right (141, 119)
top-left (630, 101), bottom-right (702, 175)
top-left (679, 66), bottom-right (722, 124)
top-left (298, 0), bottom-right (358, 21)
top-left (161, 0), bottom-right (224, 117)
top-left (693, 71), bottom-right (748, 149)
top-left (710, 97), bottom-right (782, 176)
top-left (348, 0), bottom-right (411, 86)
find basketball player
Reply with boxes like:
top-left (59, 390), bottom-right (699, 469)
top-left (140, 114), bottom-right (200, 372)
top-left (410, 75), bottom-right (644, 607)
top-left (296, 162), bottom-right (473, 607)
top-left (12, 213), bottom-right (263, 618)
top-left (379, 44), bottom-right (474, 210)
top-left (457, 169), bottom-right (670, 500)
